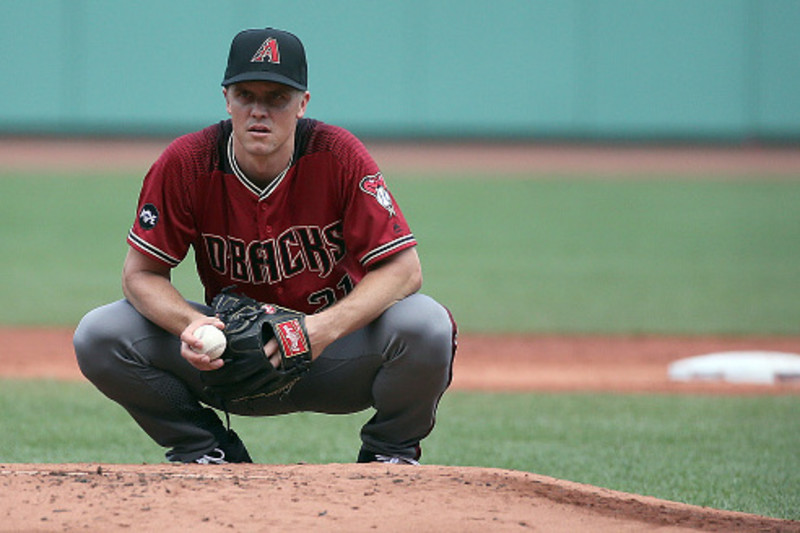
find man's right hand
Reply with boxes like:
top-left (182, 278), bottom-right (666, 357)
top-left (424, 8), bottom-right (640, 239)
top-left (180, 316), bottom-right (226, 371)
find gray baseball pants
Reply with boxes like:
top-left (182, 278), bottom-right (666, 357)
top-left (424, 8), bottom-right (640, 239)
top-left (73, 293), bottom-right (456, 462)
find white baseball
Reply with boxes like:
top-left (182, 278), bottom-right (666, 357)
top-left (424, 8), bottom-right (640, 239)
top-left (192, 325), bottom-right (227, 360)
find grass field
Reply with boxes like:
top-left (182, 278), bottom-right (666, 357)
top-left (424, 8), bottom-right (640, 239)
top-left (1, 171), bottom-right (799, 520)
top-left (2, 172), bottom-right (799, 333)
top-left (392, 176), bottom-right (800, 334)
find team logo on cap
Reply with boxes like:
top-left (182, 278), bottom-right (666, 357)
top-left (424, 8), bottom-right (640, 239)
top-left (359, 173), bottom-right (396, 217)
top-left (251, 38), bottom-right (280, 64)
top-left (138, 203), bottom-right (159, 230)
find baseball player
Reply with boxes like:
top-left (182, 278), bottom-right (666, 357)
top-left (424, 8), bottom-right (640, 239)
top-left (73, 28), bottom-right (456, 465)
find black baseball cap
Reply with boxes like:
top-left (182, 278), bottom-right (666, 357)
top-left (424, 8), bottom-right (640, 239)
top-left (222, 28), bottom-right (307, 90)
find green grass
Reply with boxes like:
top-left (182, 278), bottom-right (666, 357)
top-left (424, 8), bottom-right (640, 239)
top-left (0, 172), bottom-right (207, 321)
top-left (1, 380), bottom-right (797, 520)
top-left (2, 170), bottom-right (800, 522)
top-left (427, 391), bottom-right (800, 520)
top-left (2, 172), bottom-right (799, 333)
top-left (393, 176), bottom-right (800, 335)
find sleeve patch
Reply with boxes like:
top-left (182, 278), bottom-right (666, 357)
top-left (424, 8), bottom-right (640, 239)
top-left (359, 173), bottom-right (396, 217)
top-left (138, 203), bottom-right (160, 230)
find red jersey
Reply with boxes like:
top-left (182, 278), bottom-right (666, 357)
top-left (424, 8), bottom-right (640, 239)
top-left (127, 119), bottom-right (416, 314)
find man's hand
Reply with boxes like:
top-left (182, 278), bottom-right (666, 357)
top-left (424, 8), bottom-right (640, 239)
top-left (263, 338), bottom-right (280, 368)
top-left (258, 310), bottom-right (328, 366)
top-left (199, 289), bottom-right (313, 403)
top-left (180, 316), bottom-right (226, 371)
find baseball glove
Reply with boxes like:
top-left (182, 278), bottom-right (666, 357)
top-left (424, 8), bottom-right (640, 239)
top-left (201, 288), bottom-right (313, 403)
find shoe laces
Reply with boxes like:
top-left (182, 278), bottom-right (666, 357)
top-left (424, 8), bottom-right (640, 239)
top-left (194, 448), bottom-right (227, 465)
top-left (374, 454), bottom-right (420, 465)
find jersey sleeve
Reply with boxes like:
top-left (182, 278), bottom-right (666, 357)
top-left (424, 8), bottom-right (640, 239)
top-left (126, 138), bottom-right (198, 267)
top-left (334, 130), bottom-right (416, 268)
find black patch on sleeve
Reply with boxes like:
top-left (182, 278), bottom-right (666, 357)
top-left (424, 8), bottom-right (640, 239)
top-left (138, 203), bottom-right (159, 230)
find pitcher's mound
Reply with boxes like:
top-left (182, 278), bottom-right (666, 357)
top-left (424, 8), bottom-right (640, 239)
top-left (1, 463), bottom-right (796, 532)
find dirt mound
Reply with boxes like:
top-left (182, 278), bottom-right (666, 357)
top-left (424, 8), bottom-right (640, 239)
top-left (2, 463), bottom-right (797, 533)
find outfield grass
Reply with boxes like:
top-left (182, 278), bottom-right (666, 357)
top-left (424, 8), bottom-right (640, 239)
top-left (393, 176), bottom-right (800, 334)
top-left (1, 173), bottom-right (799, 334)
top-left (1, 381), bottom-right (797, 520)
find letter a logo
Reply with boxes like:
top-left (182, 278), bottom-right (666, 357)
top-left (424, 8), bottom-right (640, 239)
top-left (251, 38), bottom-right (280, 64)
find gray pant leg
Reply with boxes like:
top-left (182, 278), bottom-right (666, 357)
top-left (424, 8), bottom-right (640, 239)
top-left (358, 293), bottom-right (456, 458)
top-left (74, 293), bottom-right (456, 463)
top-left (73, 299), bottom-right (226, 461)
top-left (227, 293), bottom-right (457, 459)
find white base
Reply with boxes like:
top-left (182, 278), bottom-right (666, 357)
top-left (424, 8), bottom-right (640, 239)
top-left (668, 351), bottom-right (800, 384)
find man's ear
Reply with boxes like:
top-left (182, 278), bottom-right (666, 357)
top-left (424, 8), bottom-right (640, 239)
top-left (223, 87), bottom-right (232, 115)
top-left (296, 91), bottom-right (310, 119)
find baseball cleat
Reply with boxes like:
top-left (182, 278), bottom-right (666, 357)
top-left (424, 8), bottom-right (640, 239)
top-left (357, 447), bottom-right (421, 465)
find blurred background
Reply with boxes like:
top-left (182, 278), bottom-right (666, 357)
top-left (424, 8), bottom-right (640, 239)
top-left (1, 0), bottom-right (799, 142)
top-left (2, 1), bottom-right (800, 334)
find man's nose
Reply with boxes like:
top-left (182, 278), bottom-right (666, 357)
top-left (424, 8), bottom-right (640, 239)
top-left (250, 99), bottom-right (270, 116)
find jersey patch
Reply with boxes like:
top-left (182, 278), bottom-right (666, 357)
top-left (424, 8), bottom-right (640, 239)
top-left (359, 173), bottom-right (396, 217)
top-left (138, 204), bottom-right (159, 230)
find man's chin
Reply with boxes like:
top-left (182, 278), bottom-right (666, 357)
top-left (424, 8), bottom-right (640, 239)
top-left (241, 139), bottom-right (277, 157)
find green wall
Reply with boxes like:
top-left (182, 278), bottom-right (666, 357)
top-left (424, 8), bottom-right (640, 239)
top-left (1, 0), bottom-right (798, 141)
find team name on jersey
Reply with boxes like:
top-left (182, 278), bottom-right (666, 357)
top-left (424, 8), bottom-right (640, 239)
top-left (203, 221), bottom-right (346, 285)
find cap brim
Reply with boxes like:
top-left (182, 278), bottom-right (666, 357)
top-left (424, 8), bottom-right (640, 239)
top-left (221, 72), bottom-right (306, 91)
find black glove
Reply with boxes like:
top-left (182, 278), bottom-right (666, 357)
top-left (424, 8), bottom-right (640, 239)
top-left (201, 288), bottom-right (312, 403)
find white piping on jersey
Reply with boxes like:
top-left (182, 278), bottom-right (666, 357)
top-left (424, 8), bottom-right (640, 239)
top-left (227, 134), bottom-right (292, 200)
top-left (359, 234), bottom-right (416, 266)
top-left (128, 230), bottom-right (181, 267)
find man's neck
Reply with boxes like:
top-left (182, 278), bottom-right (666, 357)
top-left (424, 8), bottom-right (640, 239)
top-left (232, 142), bottom-right (294, 190)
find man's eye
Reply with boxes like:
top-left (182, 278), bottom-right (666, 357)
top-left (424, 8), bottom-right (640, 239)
top-left (268, 93), bottom-right (290, 106)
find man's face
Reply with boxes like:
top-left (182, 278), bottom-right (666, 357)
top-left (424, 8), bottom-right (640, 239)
top-left (224, 81), bottom-right (309, 160)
